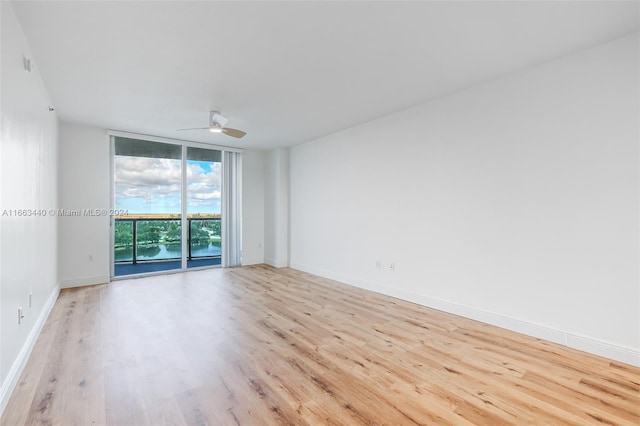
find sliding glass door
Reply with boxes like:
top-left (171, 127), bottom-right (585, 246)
top-left (186, 147), bottom-right (222, 269)
top-left (112, 137), bottom-right (224, 277)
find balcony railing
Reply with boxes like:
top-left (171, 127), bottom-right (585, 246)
top-left (114, 217), bottom-right (221, 265)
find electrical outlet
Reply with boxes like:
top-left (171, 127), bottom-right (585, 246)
top-left (18, 307), bottom-right (24, 325)
top-left (389, 262), bottom-right (395, 271)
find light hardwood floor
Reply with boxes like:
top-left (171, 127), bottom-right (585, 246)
top-left (2, 265), bottom-right (639, 425)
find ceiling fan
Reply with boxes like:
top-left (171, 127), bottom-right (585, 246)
top-left (178, 111), bottom-right (247, 138)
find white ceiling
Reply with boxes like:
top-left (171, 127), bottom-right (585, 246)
top-left (11, 1), bottom-right (639, 150)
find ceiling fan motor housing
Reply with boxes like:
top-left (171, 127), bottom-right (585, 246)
top-left (210, 111), bottom-right (229, 128)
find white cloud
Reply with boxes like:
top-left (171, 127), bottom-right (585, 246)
top-left (115, 157), bottom-right (182, 186)
top-left (187, 162), bottom-right (221, 186)
top-left (114, 156), bottom-right (221, 213)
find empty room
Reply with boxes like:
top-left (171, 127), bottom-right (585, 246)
top-left (1, 1), bottom-right (639, 425)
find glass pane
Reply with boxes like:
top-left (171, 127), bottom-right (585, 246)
top-left (136, 219), bottom-right (181, 261)
top-left (187, 147), bottom-right (221, 163)
top-left (114, 138), bottom-right (182, 276)
top-left (114, 220), bottom-right (133, 262)
top-left (187, 147), bottom-right (222, 268)
top-left (114, 137), bottom-right (182, 159)
top-left (190, 219), bottom-right (221, 257)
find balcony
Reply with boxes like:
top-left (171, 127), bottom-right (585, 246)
top-left (114, 216), bottom-right (221, 276)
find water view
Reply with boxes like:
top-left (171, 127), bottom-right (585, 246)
top-left (114, 217), bottom-right (221, 263)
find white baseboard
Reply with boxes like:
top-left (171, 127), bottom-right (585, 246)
top-left (290, 261), bottom-right (640, 367)
top-left (567, 334), bottom-right (640, 367)
top-left (0, 284), bottom-right (60, 418)
top-left (61, 275), bottom-right (110, 289)
top-left (265, 258), bottom-right (288, 268)
top-left (241, 257), bottom-right (265, 266)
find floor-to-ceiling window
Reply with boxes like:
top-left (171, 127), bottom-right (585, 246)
top-left (111, 136), bottom-right (232, 277)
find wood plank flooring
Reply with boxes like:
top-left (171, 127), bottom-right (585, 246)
top-left (2, 264), bottom-right (639, 425)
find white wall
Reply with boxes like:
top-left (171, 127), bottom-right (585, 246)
top-left (264, 148), bottom-right (290, 267)
top-left (0, 2), bottom-right (60, 414)
top-left (242, 150), bottom-right (265, 265)
top-left (290, 34), bottom-right (640, 366)
top-left (58, 123), bottom-right (111, 288)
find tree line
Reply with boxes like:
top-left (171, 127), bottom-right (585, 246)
top-left (114, 219), bottom-right (221, 247)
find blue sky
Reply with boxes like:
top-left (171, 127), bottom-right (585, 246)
top-left (114, 157), bottom-right (221, 214)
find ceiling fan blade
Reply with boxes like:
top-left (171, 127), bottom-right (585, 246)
top-left (177, 127), bottom-right (209, 131)
top-left (222, 127), bottom-right (247, 138)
